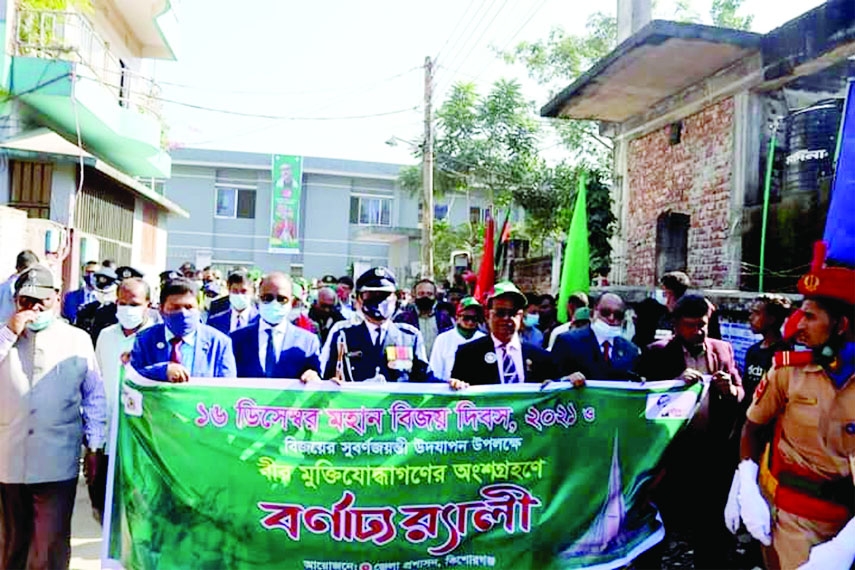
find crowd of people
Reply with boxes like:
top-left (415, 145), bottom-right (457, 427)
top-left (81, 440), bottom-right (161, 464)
top-left (0, 249), bottom-right (852, 570)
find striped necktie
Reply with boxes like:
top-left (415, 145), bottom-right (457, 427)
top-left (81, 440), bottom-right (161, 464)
top-left (501, 344), bottom-right (520, 384)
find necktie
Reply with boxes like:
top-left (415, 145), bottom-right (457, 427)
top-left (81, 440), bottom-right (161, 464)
top-left (602, 340), bottom-right (611, 364)
top-left (501, 345), bottom-right (520, 384)
top-left (374, 328), bottom-right (383, 349)
top-left (265, 328), bottom-right (277, 377)
top-left (169, 337), bottom-right (183, 364)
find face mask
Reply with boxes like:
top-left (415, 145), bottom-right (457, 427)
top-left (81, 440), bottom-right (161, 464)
top-left (362, 296), bottom-right (396, 321)
top-left (163, 308), bottom-right (200, 338)
top-left (259, 301), bottom-right (289, 325)
top-left (83, 274), bottom-right (95, 289)
top-left (229, 293), bottom-right (250, 312)
top-left (414, 297), bottom-right (435, 313)
top-left (591, 318), bottom-right (622, 340)
top-left (457, 325), bottom-right (476, 339)
top-left (523, 313), bottom-right (539, 328)
top-left (117, 305), bottom-right (146, 331)
top-left (95, 286), bottom-right (117, 305)
top-left (27, 309), bottom-right (54, 332)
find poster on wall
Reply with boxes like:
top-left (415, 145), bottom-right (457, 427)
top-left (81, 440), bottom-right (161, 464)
top-left (269, 155), bottom-right (303, 254)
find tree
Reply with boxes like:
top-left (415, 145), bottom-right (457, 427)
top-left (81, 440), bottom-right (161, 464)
top-left (710, 0), bottom-right (753, 30)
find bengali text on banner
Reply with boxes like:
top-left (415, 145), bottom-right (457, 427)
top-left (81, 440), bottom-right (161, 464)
top-left (104, 371), bottom-right (704, 570)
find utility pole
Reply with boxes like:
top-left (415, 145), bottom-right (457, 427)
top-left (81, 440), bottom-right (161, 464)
top-left (421, 55), bottom-right (434, 280)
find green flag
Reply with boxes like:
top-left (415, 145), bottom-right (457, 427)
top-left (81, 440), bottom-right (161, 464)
top-left (557, 171), bottom-right (590, 323)
top-left (106, 371), bottom-right (704, 570)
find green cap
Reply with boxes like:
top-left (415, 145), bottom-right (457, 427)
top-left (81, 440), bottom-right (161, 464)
top-left (487, 281), bottom-right (527, 310)
top-left (457, 296), bottom-right (483, 314)
top-left (572, 307), bottom-right (591, 322)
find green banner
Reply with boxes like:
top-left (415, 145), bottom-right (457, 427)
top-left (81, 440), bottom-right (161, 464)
top-left (269, 154), bottom-right (302, 253)
top-left (105, 374), bottom-right (704, 570)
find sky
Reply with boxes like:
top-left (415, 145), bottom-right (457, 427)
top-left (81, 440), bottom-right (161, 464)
top-left (153, 0), bottom-right (826, 166)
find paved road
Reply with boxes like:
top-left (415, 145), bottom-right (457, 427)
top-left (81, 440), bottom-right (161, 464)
top-left (70, 476), bottom-right (102, 570)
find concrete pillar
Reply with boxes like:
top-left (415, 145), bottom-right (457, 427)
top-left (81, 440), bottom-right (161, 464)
top-left (729, 90), bottom-right (762, 289)
top-left (617, 0), bottom-right (652, 44)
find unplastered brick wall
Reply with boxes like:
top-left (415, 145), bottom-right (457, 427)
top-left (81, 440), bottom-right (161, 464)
top-left (625, 97), bottom-right (735, 288)
top-left (510, 256), bottom-right (553, 295)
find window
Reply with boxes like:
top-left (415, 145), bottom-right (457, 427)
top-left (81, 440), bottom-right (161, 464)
top-left (215, 186), bottom-right (256, 219)
top-left (349, 195), bottom-right (392, 226)
top-left (469, 206), bottom-right (491, 225)
top-left (655, 212), bottom-right (690, 281)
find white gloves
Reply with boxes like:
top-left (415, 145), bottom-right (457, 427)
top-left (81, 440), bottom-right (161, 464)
top-left (724, 468), bottom-right (741, 534)
top-left (737, 459), bottom-right (772, 546)
top-left (798, 517), bottom-right (855, 570)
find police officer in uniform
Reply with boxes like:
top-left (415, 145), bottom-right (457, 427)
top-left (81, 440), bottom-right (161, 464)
top-left (319, 267), bottom-right (434, 383)
top-left (728, 242), bottom-right (855, 569)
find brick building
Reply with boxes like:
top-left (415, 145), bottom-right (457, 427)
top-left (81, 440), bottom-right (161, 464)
top-left (542, 0), bottom-right (855, 292)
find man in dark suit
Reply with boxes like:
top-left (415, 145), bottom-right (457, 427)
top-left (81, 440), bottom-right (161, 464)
top-left (450, 281), bottom-right (556, 387)
top-left (207, 272), bottom-right (258, 335)
top-left (61, 260), bottom-right (99, 323)
top-left (552, 292), bottom-right (641, 383)
top-left (231, 272), bottom-right (320, 380)
top-left (131, 278), bottom-right (236, 381)
top-left (635, 294), bottom-right (744, 570)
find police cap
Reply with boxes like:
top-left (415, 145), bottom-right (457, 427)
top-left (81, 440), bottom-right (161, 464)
top-left (356, 267), bottom-right (397, 293)
top-left (116, 266), bottom-right (144, 280)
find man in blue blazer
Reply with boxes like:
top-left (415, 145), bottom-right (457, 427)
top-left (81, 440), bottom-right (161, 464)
top-left (231, 272), bottom-right (321, 381)
top-left (207, 272), bottom-right (258, 335)
top-left (131, 278), bottom-right (236, 381)
top-left (552, 292), bottom-right (641, 383)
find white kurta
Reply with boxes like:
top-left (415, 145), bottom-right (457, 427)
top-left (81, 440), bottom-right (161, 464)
top-left (95, 322), bottom-right (152, 449)
top-left (429, 328), bottom-right (485, 381)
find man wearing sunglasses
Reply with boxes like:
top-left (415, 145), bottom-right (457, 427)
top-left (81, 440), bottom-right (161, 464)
top-left (231, 273), bottom-right (320, 381)
top-left (449, 282), bottom-right (556, 388)
top-left (429, 297), bottom-right (486, 381)
top-left (552, 292), bottom-right (641, 384)
top-left (319, 267), bottom-right (433, 383)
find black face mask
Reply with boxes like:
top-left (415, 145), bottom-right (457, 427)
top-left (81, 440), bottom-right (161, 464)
top-left (414, 297), bottom-right (435, 312)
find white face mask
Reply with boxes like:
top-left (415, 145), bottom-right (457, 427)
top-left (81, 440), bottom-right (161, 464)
top-left (116, 305), bottom-right (146, 330)
top-left (591, 318), bottom-right (622, 341)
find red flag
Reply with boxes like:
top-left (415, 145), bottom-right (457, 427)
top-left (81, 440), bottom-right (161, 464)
top-left (474, 212), bottom-right (495, 303)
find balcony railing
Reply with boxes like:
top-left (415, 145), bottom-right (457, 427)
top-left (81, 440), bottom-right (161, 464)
top-left (14, 9), bottom-right (163, 122)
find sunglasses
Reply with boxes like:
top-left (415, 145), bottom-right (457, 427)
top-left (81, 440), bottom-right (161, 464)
top-left (459, 314), bottom-right (480, 323)
top-left (598, 308), bottom-right (625, 320)
top-left (260, 294), bottom-right (290, 304)
top-left (491, 308), bottom-right (521, 319)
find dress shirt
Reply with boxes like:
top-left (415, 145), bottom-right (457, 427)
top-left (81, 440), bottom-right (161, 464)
top-left (430, 328), bottom-right (485, 381)
top-left (365, 320), bottom-right (391, 348)
top-left (0, 323), bottom-right (106, 450)
top-left (592, 322), bottom-right (619, 359)
top-left (230, 308), bottom-right (251, 332)
top-left (164, 327), bottom-right (197, 370)
top-left (491, 334), bottom-right (524, 384)
top-left (682, 344), bottom-right (710, 374)
top-left (418, 314), bottom-right (439, 357)
top-left (258, 320), bottom-right (288, 373)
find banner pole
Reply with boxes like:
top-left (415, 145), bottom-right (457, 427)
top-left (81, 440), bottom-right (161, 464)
top-left (759, 120), bottom-right (779, 293)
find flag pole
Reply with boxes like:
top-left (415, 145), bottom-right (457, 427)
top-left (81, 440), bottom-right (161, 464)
top-left (759, 119), bottom-right (779, 293)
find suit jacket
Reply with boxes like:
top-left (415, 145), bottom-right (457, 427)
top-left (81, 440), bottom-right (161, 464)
top-left (451, 335), bottom-right (557, 385)
top-left (131, 323), bottom-right (236, 380)
top-left (62, 288), bottom-right (95, 323)
top-left (207, 307), bottom-right (259, 335)
top-left (552, 327), bottom-right (641, 380)
top-left (638, 336), bottom-right (743, 441)
top-left (638, 337), bottom-right (741, 383)
top-left (230, 321), bottom-right (320, 378)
